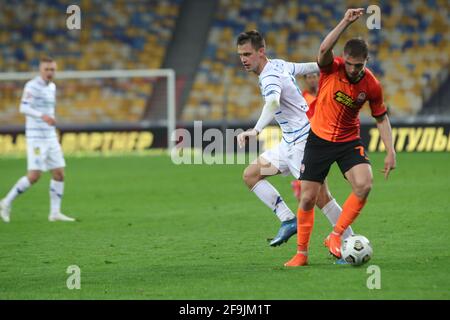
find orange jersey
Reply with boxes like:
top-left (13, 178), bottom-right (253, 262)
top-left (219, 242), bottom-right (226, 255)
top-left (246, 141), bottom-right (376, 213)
top-left (303, 90), bottom-right (316, 119)
top-left (310, 57), bottom-right (387, 142)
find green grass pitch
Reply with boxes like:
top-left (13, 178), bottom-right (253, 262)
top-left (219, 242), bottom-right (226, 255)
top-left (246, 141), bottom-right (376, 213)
top-left (0, 152), bottom-right (449, 299)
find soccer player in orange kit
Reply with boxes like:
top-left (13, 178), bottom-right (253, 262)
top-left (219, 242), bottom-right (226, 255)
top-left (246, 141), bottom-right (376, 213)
top-left (285, 8), bottom-right (396, 266)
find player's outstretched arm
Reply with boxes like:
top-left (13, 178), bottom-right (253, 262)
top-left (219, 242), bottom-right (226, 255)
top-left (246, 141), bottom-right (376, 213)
top-left (291, 62), bottom-right (320, 76)
top-left (318, 8), bottom-right (365, 67)
top-left (375, 114), bottom-right (396, 180)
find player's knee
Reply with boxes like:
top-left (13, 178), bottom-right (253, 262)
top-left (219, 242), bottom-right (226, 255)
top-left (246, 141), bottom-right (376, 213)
top-left (300, 192), bottom-right (317, 210)
top-left (27, 172), bottom-right (41, 184)
top-left (242, 166), bottom-right (260, 189)
top-left (353, 179), bottom-right (372, 198)
top-left (315, 186), bottom-right (333, 208)
top-left (52, 170), bottom-right (64, 182)
top-left (316, 191), bottom-right (333, 209)
top-left (301, 198), bottom-right (316, 210)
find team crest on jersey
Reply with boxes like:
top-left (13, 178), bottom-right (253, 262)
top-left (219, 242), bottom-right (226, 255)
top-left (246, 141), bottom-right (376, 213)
top-left (34, 147), bottom-right (41, 155)
top-left (356, 92), bottom-right (367, 104)
top-left (334, 91), bottom-right (356, 108)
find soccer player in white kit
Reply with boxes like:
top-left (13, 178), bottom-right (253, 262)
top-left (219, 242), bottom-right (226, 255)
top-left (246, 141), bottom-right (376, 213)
top-left (0, 57), bottom-right (75, 223)
top-left (236, 31), bottom-right (353, 247)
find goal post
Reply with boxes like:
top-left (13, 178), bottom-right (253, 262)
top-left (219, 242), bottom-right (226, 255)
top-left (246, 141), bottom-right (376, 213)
top-left (0, 69), bottom-right (176, 150)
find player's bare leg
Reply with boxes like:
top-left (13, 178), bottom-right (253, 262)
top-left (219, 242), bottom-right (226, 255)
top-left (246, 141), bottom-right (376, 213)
top-left (285, 180), bottom-right (321, 266)
top-left (292, 179), bottom-right (354, 244)
top-left (326, 164), bottom-right (372, 258)
top-left (291, 180), bottom-right (353, 264)
top-left (48, 167), bottom-right (75, 222)
top-left (0, 170), bottom-right (40, 223)
top-left (317, 181), bottom-right (354, 245)
top-left (345, 164), bottom-right (373, 199)
top-left (243, 156), bottom-right (279, 189)
top-left (27, 170), bottom-right (42, 184)
top-left (243, 156), bottom-right (297, 246)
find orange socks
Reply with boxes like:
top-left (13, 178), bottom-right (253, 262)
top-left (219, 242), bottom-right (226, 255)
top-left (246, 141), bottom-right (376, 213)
top-left (334, 192), bottom-right (367, 235)
top-left (297, 207), bottom-right (315, 253)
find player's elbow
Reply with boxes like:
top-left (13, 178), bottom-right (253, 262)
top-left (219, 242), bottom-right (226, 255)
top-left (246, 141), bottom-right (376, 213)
top-left (319, 42), bottom-right (332, 56)
top-left (270, 100), bottom-right (280, 111)
top-left (267, 96), bottom-right (280, 111)
top-left (375, 114), bottom-right (387, 123)
top-left (318, 48), bottom-right (333, 66)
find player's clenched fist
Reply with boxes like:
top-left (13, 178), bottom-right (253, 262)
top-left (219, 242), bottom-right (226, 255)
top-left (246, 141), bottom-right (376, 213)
top-left (237, 128), bottom-right (258, 148)
top-left (343, 8), bottom-right (365, 23)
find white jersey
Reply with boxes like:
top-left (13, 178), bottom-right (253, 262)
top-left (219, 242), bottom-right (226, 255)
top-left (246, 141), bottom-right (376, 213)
top-left (258, 59), bottom-right (319, 144)
top-left (20, 76), bottom-right (57, 141)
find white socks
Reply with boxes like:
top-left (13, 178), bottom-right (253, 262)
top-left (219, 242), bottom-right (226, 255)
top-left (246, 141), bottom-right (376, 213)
top-left (251, 180), bottom-right (295, 222)
top-left (4, 176), bottom-right (31, 205)
top-left (3, 177), bottom-right (66, 217)
top-left (50, 179), bottom-right (64, 214)
top-left (321, 198), bottom-right (354, 240)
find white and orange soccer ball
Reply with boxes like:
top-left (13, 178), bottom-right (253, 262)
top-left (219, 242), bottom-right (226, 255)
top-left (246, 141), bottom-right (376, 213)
top-left (341, 235), bottom-right (373, 266)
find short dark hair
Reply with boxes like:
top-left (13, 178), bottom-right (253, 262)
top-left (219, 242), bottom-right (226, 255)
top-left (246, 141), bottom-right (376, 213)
top-left (343, 38), bottom-right (368, 59)
top-left (40, 56), bottom-right (55, 63)
top-left (236, 30), bottom-right (265, 50)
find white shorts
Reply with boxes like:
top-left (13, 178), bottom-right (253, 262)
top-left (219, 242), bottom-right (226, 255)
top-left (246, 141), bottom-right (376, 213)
top-left (27, 139), bottom-right (66, 172)
top-left (260, 139), bottom-right (306, 179)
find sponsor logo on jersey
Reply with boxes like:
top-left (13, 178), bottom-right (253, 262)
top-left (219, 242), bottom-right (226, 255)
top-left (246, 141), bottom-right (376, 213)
top-left (334, 91), bottom-right (355, 108)
top-left (334, 91), bottom-right (367, 109)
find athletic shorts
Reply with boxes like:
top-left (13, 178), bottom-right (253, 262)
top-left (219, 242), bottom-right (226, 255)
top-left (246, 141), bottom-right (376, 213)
top-left (299, 130), bottom-right (370, 183)
top-left (27, 139), bottom-right (66, 172)
top-left (260, 138), bottom-right (306, 179)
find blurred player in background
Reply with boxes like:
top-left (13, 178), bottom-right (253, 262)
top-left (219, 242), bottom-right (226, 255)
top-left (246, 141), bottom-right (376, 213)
top-left (303, 72), bottom-right (320, 118)
top-left (291, 72), bottom-right (319, 201)
top-left (0, 57), bottom-right (75, 223)
top-left (285, 9), bottom-right (396, 267)
top-left (236, 31), bottom-right (353, 248)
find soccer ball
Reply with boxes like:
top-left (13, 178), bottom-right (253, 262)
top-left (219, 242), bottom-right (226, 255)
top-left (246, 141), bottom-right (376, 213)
top-left (341, 235), bottom-right (373, 266)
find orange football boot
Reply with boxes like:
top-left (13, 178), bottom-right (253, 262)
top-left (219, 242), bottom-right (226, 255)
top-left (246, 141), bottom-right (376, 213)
top-left (326, 231), bottom-right (342, 258)
top-left (284, 252), bottom-right (308, 267)
top-left (323, 234), bottom-right (330, 248)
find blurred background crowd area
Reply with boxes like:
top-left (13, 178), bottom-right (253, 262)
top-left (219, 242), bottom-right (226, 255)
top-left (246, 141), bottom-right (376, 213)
top-left (0, 0), bottom-right (449, 126)
top-left (184, 0), bottom-right (449, 121)
top-left (0, 0), bottom-right (181, 125)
